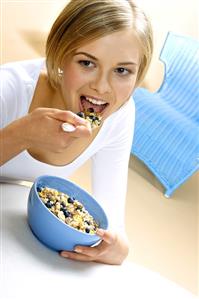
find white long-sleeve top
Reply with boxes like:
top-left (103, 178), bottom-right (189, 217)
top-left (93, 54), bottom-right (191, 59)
top-left (0, 59), bottom-right (135, 231)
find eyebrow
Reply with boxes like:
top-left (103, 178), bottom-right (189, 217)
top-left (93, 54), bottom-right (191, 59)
top-left (74, 51), bottom-right (137, 66)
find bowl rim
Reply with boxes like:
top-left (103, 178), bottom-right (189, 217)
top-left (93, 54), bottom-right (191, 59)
top-left (32, 175), bottom-right (108, 236)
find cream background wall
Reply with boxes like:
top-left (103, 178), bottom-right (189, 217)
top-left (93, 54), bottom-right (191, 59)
top-left (136, 0), bottom-right (199, 91)
top-left (141, 0), bottom-right (198, 39)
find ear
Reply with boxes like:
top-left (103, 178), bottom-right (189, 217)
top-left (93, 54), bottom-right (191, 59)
top-left (58, 68), bottom-right (64, 77)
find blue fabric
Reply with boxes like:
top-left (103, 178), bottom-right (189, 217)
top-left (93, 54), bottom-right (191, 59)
top-left (131, 32), bottom-right (199, 197)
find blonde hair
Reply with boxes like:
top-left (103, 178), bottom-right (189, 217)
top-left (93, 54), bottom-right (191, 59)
top-left (46, 0), bottom-right (153, 89)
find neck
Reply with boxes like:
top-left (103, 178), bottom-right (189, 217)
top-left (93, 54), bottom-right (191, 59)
top-left (29, 71), bottom-right (67, 112)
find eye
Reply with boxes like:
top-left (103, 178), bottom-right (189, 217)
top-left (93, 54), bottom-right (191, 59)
top-left (115, 67), bottom-right (132, 76)
top-left (78, 60), bottom-right (95, 68)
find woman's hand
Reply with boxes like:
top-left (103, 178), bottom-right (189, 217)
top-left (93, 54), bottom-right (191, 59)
top-left (60, 229), bottom-right (129, 265)
top-left (0, 107), bottom-right (91, 165)
top-left (25, 107), bottom-right (91, 152)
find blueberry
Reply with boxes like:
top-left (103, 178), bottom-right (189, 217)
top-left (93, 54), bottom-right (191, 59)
top-left (85, 228), bottom-right (90, 233)
top-left (37, 185), bottom-right (44, 193)
top-left (45, 201), bottom-right (53, 208)
top-left (77, 112), bottom-right (85, 118)
top-left (67, 197), bottom-right (74, 204)
top-left (63, 210), bottom-right (71, 218)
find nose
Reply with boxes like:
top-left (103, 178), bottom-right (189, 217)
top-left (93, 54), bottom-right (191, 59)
top-left (89, 71), bottom-right (112, 94)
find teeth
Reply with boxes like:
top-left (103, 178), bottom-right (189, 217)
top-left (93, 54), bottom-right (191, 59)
top-left (85, 96), bottom-right (107, 105)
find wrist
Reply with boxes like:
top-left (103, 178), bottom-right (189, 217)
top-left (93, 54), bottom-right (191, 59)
top-left (116, 233), bottom-right (130, 263)
top-left (8, 116), bottom-right (31, 150)
top-left (0, 119), bottom-right (29, 165)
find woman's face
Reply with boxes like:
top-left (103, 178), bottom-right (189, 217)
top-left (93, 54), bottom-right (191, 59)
top-left (60, 29), bottom-right (141, 120)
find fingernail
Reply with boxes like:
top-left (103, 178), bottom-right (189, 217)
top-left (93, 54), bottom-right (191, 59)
top-left (74, 247), bottom-right (82, 253)
top-left (96, 228), bottom-right (104, 236)
top-left (76, 117), bottom-right (87, 125)
top-left (60, 252), bottom-right (68, 258)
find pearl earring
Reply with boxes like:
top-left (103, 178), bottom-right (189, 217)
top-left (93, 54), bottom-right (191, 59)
top-left (58, 68), bottom-right (63, 77)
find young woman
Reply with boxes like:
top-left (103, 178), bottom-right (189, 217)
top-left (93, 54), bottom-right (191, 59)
top-left (0, 0), bottom-right (153, 265)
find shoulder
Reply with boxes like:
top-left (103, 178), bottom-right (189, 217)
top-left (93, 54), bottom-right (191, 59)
top-left (106, 98), bottom-right (135, 126)
top-left (0, 58), bottom-right (45, 127)
top-left (103, 98), bottom-right (135, 137)
top-left (95, 98), bottom-right (135, 150)
top-left (0, 58), bottom-right (45, 97)
top-left (1, 58), bottom-right (45, 84)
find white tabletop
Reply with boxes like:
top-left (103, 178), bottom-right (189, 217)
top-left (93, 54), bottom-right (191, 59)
top-left (0, 183), bottom-right (197, 299)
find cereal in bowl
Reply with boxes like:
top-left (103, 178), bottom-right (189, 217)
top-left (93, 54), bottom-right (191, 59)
top-left (37, 186), bottom-right (99, 234)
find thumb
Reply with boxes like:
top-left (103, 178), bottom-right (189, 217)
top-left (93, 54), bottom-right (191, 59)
top-left (50, 109), bottom-right (87, 126)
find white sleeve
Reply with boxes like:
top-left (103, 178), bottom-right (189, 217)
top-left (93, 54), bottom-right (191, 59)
top-left (91, 100), bottom-right (135, 233)
top-left (0, 60), bottom-right (42, 128)
top-left (0, 66), bottom-right (19, 128)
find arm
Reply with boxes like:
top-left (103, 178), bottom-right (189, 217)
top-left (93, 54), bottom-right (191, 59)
top-left (60, 100), bottom-right (135, 264)
top-left (0, 108), bottom-right (91, 166)
top-left (0, 65), bottom-right (91, 166)
top-left (0, 118), bottom-right (28, 165)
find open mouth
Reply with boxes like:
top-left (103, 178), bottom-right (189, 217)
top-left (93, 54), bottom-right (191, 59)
top-left (80, 95), bottom-right (109, 114)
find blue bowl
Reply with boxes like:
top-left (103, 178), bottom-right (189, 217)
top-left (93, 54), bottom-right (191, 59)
top-left (27, 175), bottom-right (108, 251)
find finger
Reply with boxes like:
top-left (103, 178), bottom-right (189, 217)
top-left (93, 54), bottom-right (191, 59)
top-left (51, 110), bottom-right (88, 126)
top-left (74, 245), bottom-right (101, 258)
top-left (96, 229), bottom-right (117, 245)
top-left (60, 251), bottom-right (93, 262)
top-left (74, 237), bottom-right (112, 258)
top-left (75, 123), bottom-right (92, 136)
